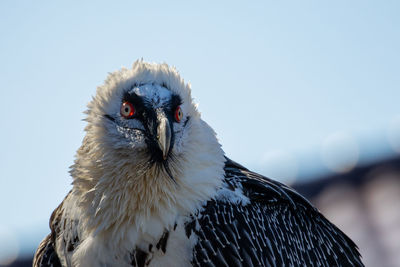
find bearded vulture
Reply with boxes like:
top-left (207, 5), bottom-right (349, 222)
top-left (33, 61), bottom-right (364, 267)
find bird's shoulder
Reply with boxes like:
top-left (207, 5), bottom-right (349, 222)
top-left (33, 192), bottom-right (75, 267)
top-left (185, 157), bottom-right (363, 267)
top-left (33, 200), bottom-right (64, 267)
top-left (223, 157), bottom-right (314, 209)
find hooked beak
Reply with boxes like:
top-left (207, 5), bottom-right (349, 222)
top-left (156, 115), bottom-right (171, 160)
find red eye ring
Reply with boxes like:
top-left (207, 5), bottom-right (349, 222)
top-left (175, 106), bottom-right (183, 122)
top-left (120, 102), bottom-right (135, 118)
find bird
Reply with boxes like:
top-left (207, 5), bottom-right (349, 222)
top-left (34, 60), bottom-right (364, 267)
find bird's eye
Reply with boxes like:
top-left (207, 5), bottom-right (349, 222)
top-left (175, 106), bottom-right (183, 122)
top-left (120, 102), bottom-right (135, 118)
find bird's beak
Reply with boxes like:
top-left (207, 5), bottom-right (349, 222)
top-left (156, 114), bottom-right (171, 160)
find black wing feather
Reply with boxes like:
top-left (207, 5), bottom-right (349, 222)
top-left (33, 195), bottom-right (67, 267)
top-left (33, 234), bottom-right (62, 267)
top-left (187, 158), bottom-right (364, 267)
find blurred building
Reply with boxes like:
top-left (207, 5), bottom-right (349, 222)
top-left (294, 156), bottom-right (400, 267)
top-left (3, 156), bottom-right (400, 267)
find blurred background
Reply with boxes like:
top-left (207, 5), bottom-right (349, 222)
top-left (0, 1), bottom-right (399, 266)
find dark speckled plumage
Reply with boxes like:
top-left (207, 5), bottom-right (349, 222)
top-left (185, 158), bottom-right (364, 267)
top-left (33, 234), bottom-right (62, 267)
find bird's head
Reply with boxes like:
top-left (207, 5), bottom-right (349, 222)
top-left (94, 81), bottom-right (193, 181)
top-left (82, 61), bottom-right (204, 178)
top-left (73, 61), bottom-right (225, 231)
top-left (112, 83), bottom-right (186, 163)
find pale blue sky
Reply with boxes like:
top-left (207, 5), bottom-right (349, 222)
top-left (0, 0), bottom-right (399, 258)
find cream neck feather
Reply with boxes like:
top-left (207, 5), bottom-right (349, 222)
top-left (70, 117), bottom-right (225, 242)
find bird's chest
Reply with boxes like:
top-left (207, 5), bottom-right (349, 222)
top-left (133, 224), bottom-right (196, 267)
top-left (68, 222), bottom-right (195, 267)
